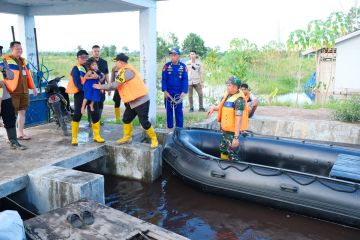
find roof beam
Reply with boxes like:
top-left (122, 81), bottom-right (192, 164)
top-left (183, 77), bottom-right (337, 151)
top-left (0, 1), bottom-right (26, 15)
top-left (115, 0), bottom-right (156, 8)
top-left (27, 2), bottom-right (141, 16)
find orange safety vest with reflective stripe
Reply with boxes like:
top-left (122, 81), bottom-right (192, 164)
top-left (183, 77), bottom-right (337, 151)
top-left (116, 64), bottom-right (148, 103)
top-left (2, 55), bottom-right (35, 93)
top-left (66, 64), bottom-right (86, 94)
top-left (217, 91), bottom-right (249, 132)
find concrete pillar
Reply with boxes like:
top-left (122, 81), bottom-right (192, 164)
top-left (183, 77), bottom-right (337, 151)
top-left (80, 143), bottom-right (162, 182)
top-left (25, 166), bottom-right (104, 214)
top-left (17, 15), bottom-right (37, 68)
top-left (139, 6), bottom-right (157, 125)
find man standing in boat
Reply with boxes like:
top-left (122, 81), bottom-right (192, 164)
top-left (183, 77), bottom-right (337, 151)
top-left (207, 76), bottom-right (249, 161)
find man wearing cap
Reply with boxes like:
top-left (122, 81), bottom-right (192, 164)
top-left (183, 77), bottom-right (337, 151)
top-left (66, 50), bottom-right (105, 146)
top-left (2, 41), bottom-right (38, 140)
top-left (207, 76), bottom-right (249, 161)
top-left (93, 53), bottom-right (158, 148)
top-left (161, 48), bottom-right (188, 131)
top-left (186, 50), bottom-right (205, 112)
top-left (0, 45), bottom-right (27, 150)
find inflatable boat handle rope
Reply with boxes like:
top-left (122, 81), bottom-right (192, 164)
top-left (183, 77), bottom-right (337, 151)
top-left (166, 94), bottom-right (183, 109)
top-left (216, 160), bottom-right (359, 193)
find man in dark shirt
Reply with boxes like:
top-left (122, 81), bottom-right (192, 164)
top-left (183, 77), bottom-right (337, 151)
top-left (87, 45), bottom-right (109, 125)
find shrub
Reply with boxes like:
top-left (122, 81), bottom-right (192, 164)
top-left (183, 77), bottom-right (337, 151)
top-left (334, 97), bottom-right (360, 122)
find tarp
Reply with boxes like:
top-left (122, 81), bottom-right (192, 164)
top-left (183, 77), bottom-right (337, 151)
top-left (0, 210), bottom-right (26, 240)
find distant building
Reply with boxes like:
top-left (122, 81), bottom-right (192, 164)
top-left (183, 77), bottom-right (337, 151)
top-left (302, 30), bottom-right (360, 101)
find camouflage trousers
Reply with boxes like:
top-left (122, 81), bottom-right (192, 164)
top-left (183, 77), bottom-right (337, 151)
top-left (219, 131), bottom-right (241, 161)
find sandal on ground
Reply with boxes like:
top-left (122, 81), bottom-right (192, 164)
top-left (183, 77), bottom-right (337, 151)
top-left (17, 135), bottom-right (31, 140)
top-left (66, 213), bottom-right (83, 228)
top-left (80, 210), bottom-right (95, 225)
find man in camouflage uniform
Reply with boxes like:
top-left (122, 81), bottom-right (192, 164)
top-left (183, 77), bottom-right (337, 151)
top-left (208, 76), bottom-right (249, 161)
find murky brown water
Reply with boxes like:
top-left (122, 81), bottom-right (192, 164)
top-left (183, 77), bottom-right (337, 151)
top-left (105, 170), bottom-right (360, 240)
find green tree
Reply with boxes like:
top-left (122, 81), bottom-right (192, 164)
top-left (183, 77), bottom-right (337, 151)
top-left (157, 34), bottom-right (171, 61)
top-left (109, 45), bottom-right (117, 57)
top-left (101, 45), bottom-right (110, 57)
top-left (182, 33), bottom-right (207, 56)
top-left (76, 45), bottom-right (83, 52)
top-left (122, 46), bottom-right (129, 53)
top-left (347, 6), bottom-right (360, 32)
top-left (167, 32), bottom-right (180, 49)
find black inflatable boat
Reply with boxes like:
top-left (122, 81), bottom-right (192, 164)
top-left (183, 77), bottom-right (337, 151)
top-left (162, 128), bottom-right (360, 228)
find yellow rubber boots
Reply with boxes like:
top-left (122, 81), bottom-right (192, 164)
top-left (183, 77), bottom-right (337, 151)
top-left (71, 121), bottom-right (80, 146)
top-left (220, 153), bottom-right (229, 160)
top-left (145, 127), bottom-right (159, 148)
top-left (114, 107), bottom-right (121, 124)
top-left (117, 123), bottom-right (132, 144)
top-left (92, 121), bottom-right (105, 143)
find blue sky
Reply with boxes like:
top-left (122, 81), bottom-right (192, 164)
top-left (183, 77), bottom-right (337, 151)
top-left (0, 0), bottom-right (358, 52)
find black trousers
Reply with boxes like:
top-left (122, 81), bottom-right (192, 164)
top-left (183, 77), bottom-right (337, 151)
top-left (72, 91), bottom-right (100, 123)
top-left (98, 92), bottom-right (106, 110)
top-left (0, 98), bottom-right (16, 129)
top-left (123, 100), bottom-right (151, 130)
top-left (113, 90), bottom-right (121, 108)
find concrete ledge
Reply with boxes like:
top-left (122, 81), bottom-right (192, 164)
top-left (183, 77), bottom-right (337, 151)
top-left (190, 116), bottom-right (360, 145)
top-left (53, 145), bottom-right (107, 169)
top-left (24, 166), bottom-right (104, 214)
top-left (80, 143), bottom-right (163, 182)
top-left (250, 116), bottom-right (360, 144)
top-left (0, 176), bottom-right (29, 199)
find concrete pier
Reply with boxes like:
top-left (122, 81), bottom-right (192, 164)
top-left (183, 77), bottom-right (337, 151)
top-left (23, 166), bottom-right (104, 214)
top-left (24, 199), bottom-right (189, 240)
top-left (0, 122), bottom-right (161, 199)
top-left (79, 143), bottom-right (163, 182)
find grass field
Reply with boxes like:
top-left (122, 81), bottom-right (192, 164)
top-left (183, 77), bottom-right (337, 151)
top-left (40, 51), bottom-right (315, 97)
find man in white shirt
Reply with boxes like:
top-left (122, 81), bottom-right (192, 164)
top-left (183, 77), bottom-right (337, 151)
top-left (186, 50), bottom-right (205, 112)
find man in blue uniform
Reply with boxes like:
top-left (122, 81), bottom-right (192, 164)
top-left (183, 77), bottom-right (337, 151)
top-left (162, 48), bottom-right (188, 131)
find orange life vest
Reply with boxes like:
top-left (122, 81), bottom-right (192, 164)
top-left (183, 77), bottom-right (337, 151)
top-left (2, 55), bottom-right (35, 93)
top-left (217, 91), bottom-right (249, 132)
top-left (66, 64), bottom-right (86, 94)
top-left (116, 64), bottom-right (148, 103)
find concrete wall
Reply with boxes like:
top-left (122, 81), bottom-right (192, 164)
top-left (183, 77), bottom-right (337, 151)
top-left (12, 166), bottom-right (105, 214)
top-left (191, 116), bottom-right (360, 145)
top-left (79, 143), bottom-right (162, 182)
top-left (335, 34), bottom-right (360, 92)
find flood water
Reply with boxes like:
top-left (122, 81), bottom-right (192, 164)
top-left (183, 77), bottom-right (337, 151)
top-left (105, 170), bottom-right (360, 240)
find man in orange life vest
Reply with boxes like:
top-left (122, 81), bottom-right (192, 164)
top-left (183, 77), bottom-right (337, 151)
top-left (207, 76), bottom-right (249, 161)
top-left (66, 50), bottom-right (105, 146)
top-left (3, 41), bottom-right (38, 140)
top-left (93, 53), bottom-right (158, 148)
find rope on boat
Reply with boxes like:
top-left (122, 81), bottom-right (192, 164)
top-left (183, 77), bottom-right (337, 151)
top-left (216, 160), bottom-right (359, 194)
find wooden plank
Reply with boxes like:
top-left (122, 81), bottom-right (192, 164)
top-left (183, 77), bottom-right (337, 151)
top-left (329, 154), bottom-right (360, 182)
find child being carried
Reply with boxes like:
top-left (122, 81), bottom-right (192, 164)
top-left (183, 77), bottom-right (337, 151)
top-left (81, 59), bottom-right (105, 114)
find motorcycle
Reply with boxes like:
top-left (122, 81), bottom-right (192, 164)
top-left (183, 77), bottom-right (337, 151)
top-left (45, 76), bottom-right (72, 136)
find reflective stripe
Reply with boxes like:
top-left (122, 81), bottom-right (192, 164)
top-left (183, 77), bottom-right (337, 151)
top-left (117, 64), bottom-right (148, 103)
top-left (223, 102), bottom-right (235, 108)
top-left (2, 55), bottom-right (35, 93)
top-left (66, 64), bottom-right (86, 94)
